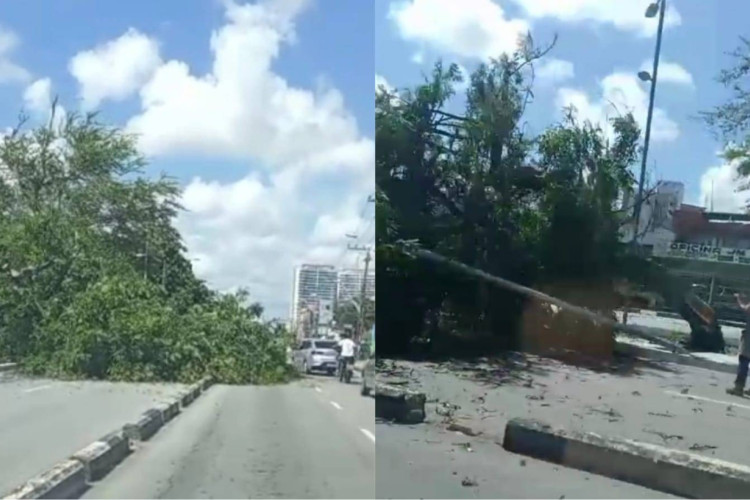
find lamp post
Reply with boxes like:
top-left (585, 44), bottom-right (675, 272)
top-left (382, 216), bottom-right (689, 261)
top-left (631, 0), bottom-right (667, 249)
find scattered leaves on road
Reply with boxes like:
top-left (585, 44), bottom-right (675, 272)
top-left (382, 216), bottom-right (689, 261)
top-left (689, 443), bottom-right (718, 452)
top-left (447, 422), bottom-right (481, 437)
top-left (461, 477), bottom-right (478, 487)
top-left (648, 411), bottom-right (674, 418)
top-left (644, 429), bottom-right (684, 442)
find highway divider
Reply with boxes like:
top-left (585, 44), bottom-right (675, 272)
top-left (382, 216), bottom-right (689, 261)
top-left (375, 382), bottom-right (426, 424)
top-left (1, 375), bottom-right (215, 499)
top-left (503, 417), bottom-right (750, 499)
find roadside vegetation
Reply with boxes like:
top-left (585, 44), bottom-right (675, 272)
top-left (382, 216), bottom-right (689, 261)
top-left (0, 110), bottom-right (294, 384)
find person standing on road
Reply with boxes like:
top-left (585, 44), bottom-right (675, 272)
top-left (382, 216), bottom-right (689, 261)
top-left (727, 293), bottom-right (750, 396)
top-left (337, 333), bottom-right (357, 382)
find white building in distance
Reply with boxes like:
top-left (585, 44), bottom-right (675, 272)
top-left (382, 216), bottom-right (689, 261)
top-left (337, 268), bottom-right (375, 306)
top-left (290, 264), bottom-right (337, 338)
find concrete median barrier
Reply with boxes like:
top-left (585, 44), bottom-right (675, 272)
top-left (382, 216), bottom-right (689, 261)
top-left (71, 431), bottom-right (130, 482)
top-left (123, 408), bottom-right (163, 442)
top-left (200, 376), bottom-right (213, 391)
top-left (155, 400), bottom-right (180, 423)
top-left (375, 383), bottom-right (426, 424)
top-left (0, 363), bottom-right (17, 374)
top-left (2, 459), bottom-right (86, 500)
top-left (180, 389), bottom-right (195, 407)
top-left (503, 417), bottom-right (750, 499)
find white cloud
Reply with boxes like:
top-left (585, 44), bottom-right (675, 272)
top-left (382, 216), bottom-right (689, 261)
top-left (0, 27), bottom-right (30, 83)
top-left (69, 28), bottom-right (162, 109)
top-left (388, 0), bottom-right (529, 60)
top-left (639, 59), bottom-right (693, 87)
top-left (699, 161), bottom-right (749, 212)
top-left (22, 78), bottom-right (66, 130)
top-left (411, 51), bottom-right (424, 64)
top-left (535, 58), bottom-right (574, 85)
top-left (82, 0), bottom-right (374, 319)
top-left (376, 74), bottom-right (393, 94)
top-left (510, 0), bottom-right (682, 37)
top-left (123, 0), bottom-right (367, 173)
top-left (556, 71), bottom-right (679, 143)
top-left (23, 78), bottom-right (52, 112)
top-left (176, 172), bottom-right (373, 319)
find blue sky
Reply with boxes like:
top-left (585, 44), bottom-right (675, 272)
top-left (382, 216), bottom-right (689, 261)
top-left (376, 0), bottom-right (749, 212)
top-left (0, 0), bottom-right (374, 319)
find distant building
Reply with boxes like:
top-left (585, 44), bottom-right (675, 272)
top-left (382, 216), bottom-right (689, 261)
top-left (337, 268), bottom-right (375, 306)
top-left (620, 180), bottom-right (684, 249)
top-left (291, 264), bottom-right (337, 339)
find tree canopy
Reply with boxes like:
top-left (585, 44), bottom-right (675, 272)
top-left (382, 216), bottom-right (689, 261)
top-left (0, 111), bottom-right (293, 384)
top-left (376, 42), bottom-right (643, 357)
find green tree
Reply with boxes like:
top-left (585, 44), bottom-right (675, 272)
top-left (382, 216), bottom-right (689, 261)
top-left (0, 110), bottom-right (292, 384)
top-left (702, 37), bottom-right (750, 197)
top-left (375, 39), bottom-right (642, 357)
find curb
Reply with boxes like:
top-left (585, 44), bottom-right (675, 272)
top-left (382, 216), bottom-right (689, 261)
top-left (155, 400), bottom-right (180, 424)
top-left (615, 341), bottom-right (736, 375)
top-left (71, 431), bottom-right (130, 482)
top-left (0, 362), bottom-right (17, 373)
top-left (123, 408), bottom-right (163, 442)
top-left (375, 382), bottom-right (426, 424)
top-left (503, 417), bottom-right (750, 499)
top-left (2, 379), bottom-right (216, 499)
top-left (180, 389), bottom-right (195, 407)
top-left (1, 459), bottom-right (86, 500)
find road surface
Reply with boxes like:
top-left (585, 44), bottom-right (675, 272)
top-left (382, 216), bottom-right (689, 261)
top-left (0, 373), bottom-right (186, 496)
top-left (376, 354), bottom-right (749, 498)
top-left (84, 374), bottom-right (375, 498)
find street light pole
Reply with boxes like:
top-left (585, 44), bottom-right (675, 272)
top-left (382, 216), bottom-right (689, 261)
top-left (631, 0), bottom-right (666, 248)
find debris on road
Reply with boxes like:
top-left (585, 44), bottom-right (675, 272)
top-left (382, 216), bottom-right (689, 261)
top-left (461, 477), bottom-right (478, 487)
top-left (644, 429), bottom-right (684, 442)
top-left (447, 422), bottom-right (481, 437)
top-left (689, 443), bottom-right (717, 452)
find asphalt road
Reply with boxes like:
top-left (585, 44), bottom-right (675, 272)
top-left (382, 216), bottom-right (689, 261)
top-left (376, 354), bottom-right (750, 498)
top-left (0, 373), bottom-right (186, 496)
top-left (84, 374), bottom-right (375, 499)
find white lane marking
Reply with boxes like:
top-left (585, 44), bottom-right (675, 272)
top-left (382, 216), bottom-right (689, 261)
top-left (24, 384), bottom-right (52, 393)
top-left (330, 401), bottom-right (343, 410)
top-left (360, 428), bottom-right (376, 442)
top-left (665, 390), bottom-right (750, 411)
top-left (315, 387), bottom-right (322, 393)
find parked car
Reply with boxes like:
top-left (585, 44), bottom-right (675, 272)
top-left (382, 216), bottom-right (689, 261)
top-left (292, 338), bottom-right (339, 375)
top-left (361, 354), bottom-right (375, 396)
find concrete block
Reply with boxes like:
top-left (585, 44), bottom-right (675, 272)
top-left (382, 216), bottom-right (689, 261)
top-left (180, 390), bottom-right (195, 407)
top-left (123, 409), bottom-right (163, 442)
top-left (155, 400), bottom-right (180, 423)
top-left (375, 383), bottom-right (426, 424)
top-left (200, 376), bottom-right (213, 391)
top-left (503, 417), bottom-right (750, 499)
top-left (0, 362), bottom-right (17, 373)
top-left (189, 383), bottom-right (201, 400)
top-left (71, 431), bottom-right (130, 482)
top-left (2, 459), bottom-right (86, 499)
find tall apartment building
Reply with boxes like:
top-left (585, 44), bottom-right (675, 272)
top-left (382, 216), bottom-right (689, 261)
top-left (290, 264), bottom-right (338, 338)
top-left (337, 268), bottom-right (376, 305)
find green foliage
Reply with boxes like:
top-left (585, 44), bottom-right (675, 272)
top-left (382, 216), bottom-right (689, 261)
top-left (376, 42), bottom-right (642, 357)
top-left (702, 37), bottom-right (750, 197)
top-left (0, 112), bottom-right (293, 384)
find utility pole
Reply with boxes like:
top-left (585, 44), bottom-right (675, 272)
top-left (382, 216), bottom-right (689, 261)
top-left (348, 244), bottom-right (372, 343)
top-left (631, 0), bottom-right (666, 250)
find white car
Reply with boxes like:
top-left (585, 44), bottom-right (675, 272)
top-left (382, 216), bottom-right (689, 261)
top-left (292, 338), bottom-right (339, 375)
